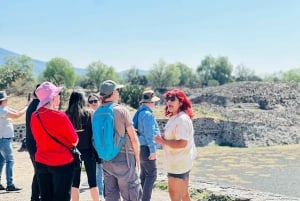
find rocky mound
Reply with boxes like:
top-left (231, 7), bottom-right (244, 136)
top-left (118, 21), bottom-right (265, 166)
top-left (187, 82), bottom-right (300, 147)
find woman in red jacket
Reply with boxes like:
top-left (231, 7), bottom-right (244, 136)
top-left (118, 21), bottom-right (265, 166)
top-left (30, 81), bottom-right (78, 201)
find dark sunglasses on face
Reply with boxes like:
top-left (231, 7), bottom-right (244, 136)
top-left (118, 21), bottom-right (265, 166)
top-left (166, 96), bottom-right (176, 102)
top-left (88, 100), bottom-right (98, 104)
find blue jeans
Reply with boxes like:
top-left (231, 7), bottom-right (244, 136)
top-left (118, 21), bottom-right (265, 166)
top-left (0, 138), bottom-right (14, 186)
top-left (0, 153), bottom-right (4, 183)
top-left (140, 146), bottom-right (157, 201)
top-left (96, 163), bottom-right (104, 196)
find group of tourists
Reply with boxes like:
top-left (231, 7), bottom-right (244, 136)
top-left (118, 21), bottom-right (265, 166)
top-left (0, 79), bottom-right (197, 201)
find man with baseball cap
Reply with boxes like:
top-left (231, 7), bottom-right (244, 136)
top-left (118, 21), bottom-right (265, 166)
top-left (99, 80), bottom-right (124, 99)
top-left (0, 90), bottom-right (29, 191)
top-left (97, 80), bottom-right (142, 201)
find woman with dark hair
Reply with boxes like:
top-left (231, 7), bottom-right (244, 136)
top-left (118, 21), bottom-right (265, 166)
top-left (65, 91), bottom-right (99, 201)
top-left (155, 89), bottom-right (197, 201)
top-left (87, 93), bottom-right (104, 200)
top-left (87, 93), bottom-right (101, 111)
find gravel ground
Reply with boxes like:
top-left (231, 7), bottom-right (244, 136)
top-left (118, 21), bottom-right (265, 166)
top-left (1, 143), bottom-right (300, 201)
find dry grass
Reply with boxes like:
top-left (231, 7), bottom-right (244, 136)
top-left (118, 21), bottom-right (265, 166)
top-left (152, 104), bottom-right (222, 119)
top-left (10, 94), bottom-right (222, 125)
top-left (6, 94), bottom-right (28, 124)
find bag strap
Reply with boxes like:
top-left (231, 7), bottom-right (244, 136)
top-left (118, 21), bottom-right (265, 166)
top-left (36, 111), bottom-right (71, 151)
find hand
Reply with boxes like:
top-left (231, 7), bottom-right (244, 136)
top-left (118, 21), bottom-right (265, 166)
top-left (148, 153), bottom-right (156, 160)
top-left (154, 135), bottom-right (164, 145)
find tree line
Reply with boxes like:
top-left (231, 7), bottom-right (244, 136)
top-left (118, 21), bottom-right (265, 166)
top-left (0, 54), bottom-right (299, 108)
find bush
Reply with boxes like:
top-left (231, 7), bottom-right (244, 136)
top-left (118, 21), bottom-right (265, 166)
top-left (120, 85), bottom-right (144, 109)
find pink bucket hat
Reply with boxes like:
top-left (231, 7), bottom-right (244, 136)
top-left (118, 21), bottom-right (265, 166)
top-left (35, 81), bottom-right (63, 110)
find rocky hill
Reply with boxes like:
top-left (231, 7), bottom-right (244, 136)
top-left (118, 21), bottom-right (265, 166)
top-left (186, 81), bottom-right (300, 147)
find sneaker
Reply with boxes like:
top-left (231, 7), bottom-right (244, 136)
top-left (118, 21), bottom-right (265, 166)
top-left (0, 184), bottom-right (5, 190)
top-left (6, 184), bottom-right (21, 191)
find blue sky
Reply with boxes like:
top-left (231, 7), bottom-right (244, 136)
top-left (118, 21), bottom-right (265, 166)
top-left (0, 0), bottom-right (299, 75)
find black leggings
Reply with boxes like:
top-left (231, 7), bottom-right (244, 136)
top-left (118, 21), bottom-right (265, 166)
top-left (72, 149), bottom-right (97, 188)
top-left (36, 162), bottom-right (74, 201)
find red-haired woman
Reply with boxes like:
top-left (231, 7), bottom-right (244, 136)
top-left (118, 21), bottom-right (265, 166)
top-left (155, 89), bottom-right (197, 201)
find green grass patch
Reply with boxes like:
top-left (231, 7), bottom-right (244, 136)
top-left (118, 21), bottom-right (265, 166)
top-left (154, 180), bottom-right (238, 201)
top-left (154, 180), bottom-right (168, 191)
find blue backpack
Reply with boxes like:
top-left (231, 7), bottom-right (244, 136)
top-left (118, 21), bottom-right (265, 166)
top-left (92, 102), bottom-right (125, 161)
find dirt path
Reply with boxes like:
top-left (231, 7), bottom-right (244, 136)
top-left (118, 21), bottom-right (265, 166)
top-left (2, 143), bottom-right (300, 201)
top-left (0, 143), bottom-right (171, 201)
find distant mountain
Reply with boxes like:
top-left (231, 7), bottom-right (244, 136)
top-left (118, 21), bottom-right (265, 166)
top-left (0, 48), bottom-right (86, 77)
top-left (119, 69), bottom-right (148, 79)
top-left (0, 48), bottom-right (148, 78)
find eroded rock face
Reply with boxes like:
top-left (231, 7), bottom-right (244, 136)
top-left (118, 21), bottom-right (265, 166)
top-left (159, 82), bottom-right (300, 147)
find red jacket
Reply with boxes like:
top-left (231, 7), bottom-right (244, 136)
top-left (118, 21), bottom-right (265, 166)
top-left (31, 107), bottom-right (78, 166)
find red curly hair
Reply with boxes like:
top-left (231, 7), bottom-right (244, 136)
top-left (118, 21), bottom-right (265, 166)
top-left (164, 89), bottom-right (194, 119)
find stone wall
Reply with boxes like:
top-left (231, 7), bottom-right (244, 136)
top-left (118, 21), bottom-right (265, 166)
top-left (14, 113), bottom-right (300, 148)
top-left (13, 124), bottom-right (26, 142)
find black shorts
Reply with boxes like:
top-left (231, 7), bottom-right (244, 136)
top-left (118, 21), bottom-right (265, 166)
top-left (167, 170), bottom-right (190, 180)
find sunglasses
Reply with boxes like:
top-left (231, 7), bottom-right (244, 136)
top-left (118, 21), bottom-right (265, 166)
top-left (165, 96), bottom-right (176, 102)
top-left (88, 100), bottom-right (98, 104)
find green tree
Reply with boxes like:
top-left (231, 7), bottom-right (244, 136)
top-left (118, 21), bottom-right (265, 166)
top-left (282, 68), bottom-right (300, 82)
top-left (43, 57), bottom-right (76, 88)
top-left (86, 61), bottom-right (119, 91)
top-left (147, 59), bottom-right (180, 89)
top-left (176, 62), bottom-right (198, 87)
top-left (0, 55), bottom-right (34, 91)
top-left (197, 56), bottom-right (234, 85)
top-left (263, 72), bottom-right (283, 82)
top-left (212, 56), bottom-right (233, 85)
top-left (196, 55), bottom-right (215, 86)
top-left (123, 67), bottom-right (148, 85)
top-left (75, 75), bottom-right (94, 90)
top-left (120, 85), bottom-right (144, 109)
top-left (234, 64), bottom-right (262, 81)
top-left (41, 57), bottom-right (76, 110)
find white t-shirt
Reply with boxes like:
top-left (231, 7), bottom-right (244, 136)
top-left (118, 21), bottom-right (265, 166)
top-left (0, 106), bottom-right (14, 138)
top-left (162, 111), bottom-right (197, 174)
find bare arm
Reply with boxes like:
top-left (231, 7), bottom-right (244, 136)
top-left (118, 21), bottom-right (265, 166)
top-left (126, 125), bottom-right (140, 167)
top-left (6, 106), bottom-right (28, 119)
top-left (155, 135), bottom-right (187, 149)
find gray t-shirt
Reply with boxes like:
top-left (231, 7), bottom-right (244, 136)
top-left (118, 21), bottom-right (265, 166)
top-left (0, 106), bottom-right (14, 138)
